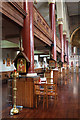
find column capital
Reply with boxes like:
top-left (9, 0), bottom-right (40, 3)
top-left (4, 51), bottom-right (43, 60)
top-left (58, 18), bottom-right (63, 25)
top-left (63, 31), bottom-right (67, 35)
top-left (48, 0), bottom-right (55, 4)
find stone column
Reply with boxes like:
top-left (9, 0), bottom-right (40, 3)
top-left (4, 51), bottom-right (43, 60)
top-left (66, 40), bottom-right (69, 65)
top-left (22, 1), bottom-right (34, 73)
top-left (71, 46), bottom-right (74, 55)
top-left (63, 31), bottom-right (67, 56)
top-left (58, 18), bottom-right (64, 63)
top-left (49, 0), bottom-right (56, 61)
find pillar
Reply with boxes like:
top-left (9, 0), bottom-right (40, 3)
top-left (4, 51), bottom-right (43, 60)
top-left (71, 46), bottom-right (74, 55)
top-left (49, 0), bottom-right (56, 61)
top-left (58, 18), bottom-right (64, 63)
top-left (63, 31), bottom-right (67, 55)
top-left (66, 40), bottom-right (69, 65)
top-left (73, 47), bottom-right (77, 55)
top-left (22, 1), bottom-right (34, 73)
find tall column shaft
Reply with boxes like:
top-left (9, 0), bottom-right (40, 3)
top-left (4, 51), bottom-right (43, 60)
top-left (66, 40), bottom-right (69, 64)
top-left (22, 2), bottom-right (34, 73)
top-left (72, 46), bottom-right (74, 54)
top-left (49, 1), bottom-right (56, 61)
top-left (58, 19), bottom-right (64, 62)
top-left (63, 32), bottom-right (67, 55)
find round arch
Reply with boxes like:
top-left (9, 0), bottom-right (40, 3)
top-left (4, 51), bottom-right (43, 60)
top-left (70, 26), bottom-right (80, 42)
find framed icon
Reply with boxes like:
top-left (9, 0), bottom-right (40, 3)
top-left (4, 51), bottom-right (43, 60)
top-left (17, 58), bottom-right (26, 73)
top-left (3, 59), bottom-right (5, 64)
top-left (14, 52), bottom-right (30, 75)
top-left (7, 58), bottom-right (10, 66)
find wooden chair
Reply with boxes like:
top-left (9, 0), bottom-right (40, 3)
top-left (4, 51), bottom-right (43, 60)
top-left (34, 83), bottom-right (46, 109)
top-left (44, 70), bottom-right (51, 78)
top-left (46, 77), bottom-right (58, 96)
top-left (46, 77), bottom-right (54, 84)
top-left (46, 83), bottom-right (57, 108)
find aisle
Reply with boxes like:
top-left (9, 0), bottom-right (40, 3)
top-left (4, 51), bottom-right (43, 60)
top-left (1, 73), bottom-right (80, 119)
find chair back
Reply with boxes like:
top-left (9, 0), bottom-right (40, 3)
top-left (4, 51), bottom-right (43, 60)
top-left (34, 83), bottom-right (46, 95)
top-left (46, 83), bottom-right (57, 94)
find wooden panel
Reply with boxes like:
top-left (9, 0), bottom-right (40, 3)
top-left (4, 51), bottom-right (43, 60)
top-left (53, 70), bottom-right (58, 84)
top-left (11, 1), bottom-right (24, 9)
top-left (13, 76), bottom-right (39, 108)
top-left (44, 70), bottom-right (52, 78)
top-left (0, 71), bottom-right (13, 81)
top-left (0, 2), bottom-right (26, 27)
top-left (34, 68), bottom-right (44, 74)
top-left (33, 6), bottom-right (53, 41)
top-left (34, 26), bottom-right (52, 46)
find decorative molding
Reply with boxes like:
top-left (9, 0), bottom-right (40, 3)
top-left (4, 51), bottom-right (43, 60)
top-left (1, 2), bottom-right (25, 27)
top-left (8, 1), bottom-right (26, 17)
top-left (48, 0), bottom-right (55, 4)
top-left (34, 26), bottom-right (52, 46)
top-left (63, 31), bottom-right (67, 35)
top-left (58, 18), bottom-right (63, 25)
top-left (33, 6), bottom-right (53, 41)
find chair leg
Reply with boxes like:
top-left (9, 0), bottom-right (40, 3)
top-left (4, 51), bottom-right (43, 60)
top-left (36, 95), bottom-right (37, 108)
top-left (46, 95), bottom-right (48, 109)
top-left (43, 96), bottom-right (45, 109)
top-left (39, 95), bottom-right (41, 101)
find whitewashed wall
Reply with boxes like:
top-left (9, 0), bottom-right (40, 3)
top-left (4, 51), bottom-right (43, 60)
top-left (0, 49), bottom-right (17, 72)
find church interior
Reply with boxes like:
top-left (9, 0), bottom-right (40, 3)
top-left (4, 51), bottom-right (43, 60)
top-left (0, 0), bottom-right (80, 119)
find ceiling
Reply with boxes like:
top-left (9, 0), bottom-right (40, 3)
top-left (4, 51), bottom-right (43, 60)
top-left (2, 15), bottom-right (21, 45)
top-left (66, 2), bottom-right (80, 16)
top-left (66, 2), bottom-right (80, 49)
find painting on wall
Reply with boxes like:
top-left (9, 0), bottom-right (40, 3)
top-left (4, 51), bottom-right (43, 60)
top-left (7, 58), bottom-right (10, 66)
top-left (3, 59), bottom-right (5, 64)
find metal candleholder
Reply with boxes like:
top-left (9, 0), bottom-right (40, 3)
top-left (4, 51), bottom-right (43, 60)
top-left (10, 71), bottom-right (19, 115)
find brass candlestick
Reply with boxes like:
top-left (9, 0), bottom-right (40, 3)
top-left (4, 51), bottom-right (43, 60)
top-left (10, 70), bottom-right (19, 115)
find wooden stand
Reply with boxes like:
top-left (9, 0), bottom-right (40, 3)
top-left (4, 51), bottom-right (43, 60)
top-left (44, 69), bottom-right (53, 78)
top-left (12, 76), bottom-right (39, 108)
top-left (76, 66), bottom-right (79, 73)
top-left (71, 67), bottom-right (74, 73)
top-left (53, 69), bottom-right (58, 84)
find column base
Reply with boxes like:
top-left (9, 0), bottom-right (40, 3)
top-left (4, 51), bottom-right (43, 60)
top-left (26, 73), bottom-right (37, 77)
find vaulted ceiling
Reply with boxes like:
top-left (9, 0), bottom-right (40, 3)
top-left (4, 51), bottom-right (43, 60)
top-left (66, 2), bottom-right (80, 49)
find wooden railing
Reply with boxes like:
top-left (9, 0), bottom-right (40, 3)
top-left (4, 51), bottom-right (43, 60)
top-left (8, 0), bottom-right (24, 9)
top-left (33, 6), bottom-right (53, 41)
top-left (56, 36), bottom-right (61, 50)
top-left (33, 6), bottom-right (61, 50)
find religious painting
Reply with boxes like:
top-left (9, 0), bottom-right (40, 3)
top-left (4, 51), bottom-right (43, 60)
top-left (17, 58), bottom-right (26, 73)
top-left (49, 60), bottom-right (55, 68)
top-left (14, 52), bottom-right (30, 75)
top-left (3, 59), bottom-right (5, 64)
top-left (7, 58), bottom-right (10, 66)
